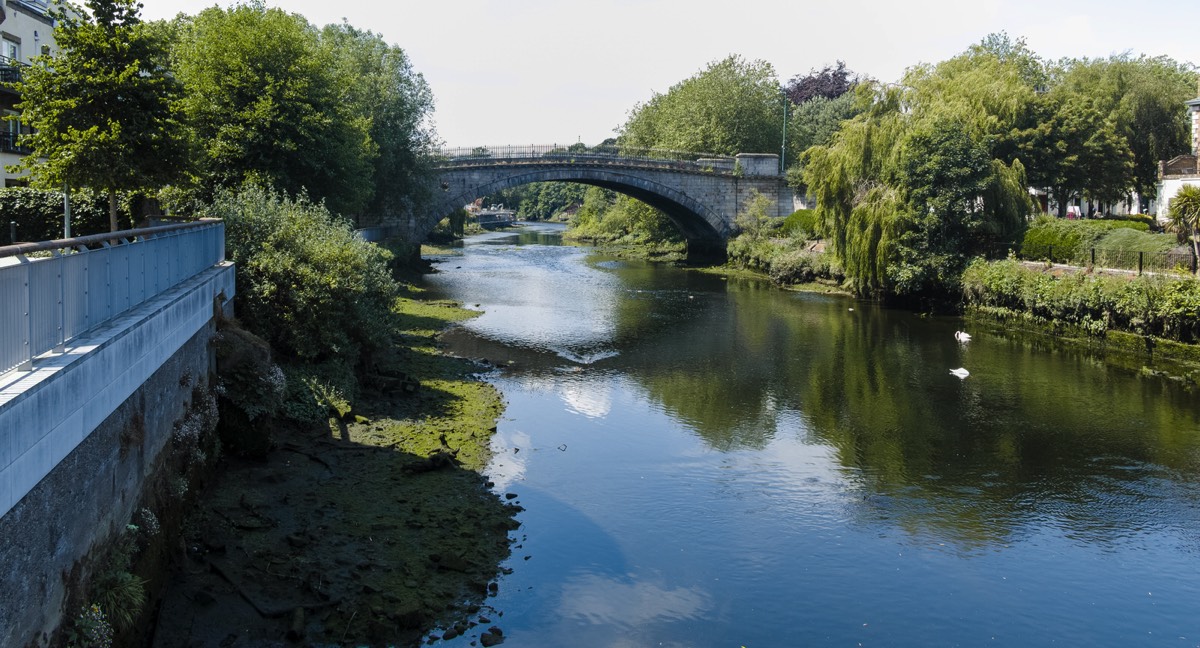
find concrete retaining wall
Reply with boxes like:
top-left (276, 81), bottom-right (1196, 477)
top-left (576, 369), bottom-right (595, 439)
top-left (0, 262), bottom-right (234, 646)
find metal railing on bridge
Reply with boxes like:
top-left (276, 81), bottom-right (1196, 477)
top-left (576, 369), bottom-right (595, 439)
top-left (0, 220), bottom-right (225, 375)
top-left (435, 144), bottom-right (737, 173)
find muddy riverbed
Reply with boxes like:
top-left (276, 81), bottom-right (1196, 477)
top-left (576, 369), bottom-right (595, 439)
top-left (153, 296), bottom-right (521, 647)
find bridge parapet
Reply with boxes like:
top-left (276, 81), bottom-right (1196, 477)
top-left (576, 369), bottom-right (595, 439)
top-left (436, 144), bottom-right (740, 175)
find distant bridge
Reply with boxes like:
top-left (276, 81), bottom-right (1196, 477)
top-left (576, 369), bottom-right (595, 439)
top-left (405, 145), bottom-right (796, 259)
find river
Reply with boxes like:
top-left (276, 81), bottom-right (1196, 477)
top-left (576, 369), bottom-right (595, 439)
top-left (425, 222), bottom-right (1200, 647)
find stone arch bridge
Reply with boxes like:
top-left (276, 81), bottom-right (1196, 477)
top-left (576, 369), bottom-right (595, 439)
top-left (405, 146), bottom-right (796, 260)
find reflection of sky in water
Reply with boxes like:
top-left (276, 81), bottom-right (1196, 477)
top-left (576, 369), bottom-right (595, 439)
top-left (557, 573), bottom-right (710, 627)
top-left (487, 429), bottom-right (530, 492)
top-left (559, 374), bottom-right (613, 419)
top-left (429, 240), bottom-right (619, 362)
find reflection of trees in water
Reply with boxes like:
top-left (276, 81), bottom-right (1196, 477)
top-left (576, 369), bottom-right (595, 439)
top-left (609, 271), bottom-right (1200, 547)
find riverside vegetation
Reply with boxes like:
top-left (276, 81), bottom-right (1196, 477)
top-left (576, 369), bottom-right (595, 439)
top-left (144, 188), bottom-right (522, 647)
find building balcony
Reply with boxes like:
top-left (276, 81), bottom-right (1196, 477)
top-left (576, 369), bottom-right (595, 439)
top-left (0, 56), bottom-right (27, 89)
top-left (0, 131), bottom-right (32, 154)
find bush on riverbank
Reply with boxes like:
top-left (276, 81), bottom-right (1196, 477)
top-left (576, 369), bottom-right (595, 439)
top-left (564, 188), bottom-right (686, 259)
top-left (961, 257), bottom-right (1200, 343)
top-left (726, 233), bottom-right (844, 285)
top-left (726, 201), bottom-right (843, 285)
top-left (201, 186), bottom-right (398, 421)
top-left (779, 209), bottom-right (818, 238)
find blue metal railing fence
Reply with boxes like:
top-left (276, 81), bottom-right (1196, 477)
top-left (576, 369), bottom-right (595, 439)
top-left (0, 220), bottom-right (225, 375)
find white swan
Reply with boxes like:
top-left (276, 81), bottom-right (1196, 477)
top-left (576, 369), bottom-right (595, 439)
top-left (955, 331), bottom-right (972, 342)
top-left (949, 367), bottom-right (970, 379)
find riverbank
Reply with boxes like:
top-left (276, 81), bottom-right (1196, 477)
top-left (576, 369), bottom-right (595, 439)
top-left (152, 287), bottom-right (519, 647)
top-left (561, 230), bottom-right (687, 263)
top-left (693, 263), bottom-right (854, 296)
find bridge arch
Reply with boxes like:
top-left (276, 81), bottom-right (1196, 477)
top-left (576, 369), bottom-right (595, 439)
top-left (433, 167), bottom-right (731, 247)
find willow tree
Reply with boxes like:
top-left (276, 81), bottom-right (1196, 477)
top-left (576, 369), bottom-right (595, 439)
top-left (802, 40), bottom-right (1036, 302)
top-left (802, 87), bottom-right (908, 296)
top-left (15, 0), bottom-right (189, 231)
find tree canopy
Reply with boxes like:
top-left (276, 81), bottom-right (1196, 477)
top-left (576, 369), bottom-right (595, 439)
top-left (15, 0), bottom-right (189, 230)
top-left (619, 55), bottom-right (784, 156)
top-left (785, 61), bottom-right (857, 105)
top-left (321, 22), bottom-right (437, 223)
top-left (171, 4), bottom-right (375, 214)
top-left (803, 42), bottom-right (1037, 301)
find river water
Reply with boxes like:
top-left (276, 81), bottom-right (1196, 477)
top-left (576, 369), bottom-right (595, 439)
top-left (425, 222), bottom-right (1200, 647)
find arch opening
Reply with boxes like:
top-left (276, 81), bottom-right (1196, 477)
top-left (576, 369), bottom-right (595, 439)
top-left (429, 168), bottom-right (730, 256)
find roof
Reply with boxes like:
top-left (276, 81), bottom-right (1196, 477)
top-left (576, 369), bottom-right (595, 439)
top-left (1187, 97), bottom-right (1200, 108)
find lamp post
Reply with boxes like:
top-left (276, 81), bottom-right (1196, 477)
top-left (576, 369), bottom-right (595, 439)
top-left (780, 87), bottom-right (788, 174)
top-left (62, 182), bottom-right (71, 238)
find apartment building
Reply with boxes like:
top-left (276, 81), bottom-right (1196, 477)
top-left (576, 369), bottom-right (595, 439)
top-left (0, 0), bottom-right (56, 187)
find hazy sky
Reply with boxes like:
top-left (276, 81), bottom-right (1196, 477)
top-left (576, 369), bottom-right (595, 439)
top-left (140, 0), bottom-right (1199, 148)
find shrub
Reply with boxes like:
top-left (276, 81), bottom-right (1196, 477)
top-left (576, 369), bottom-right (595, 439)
top-left (1021, 215), bottom-right (1151, 263)
top-left (1102, 213), bottom-right (1156, 228)
top-left (962, 257), bottom-right (1200, 343)
top-left (202, 186), bottom-right (397, 368)
top-left (768, 247), bottom-right (843, 284)
top-left (779, 209), bottom-right (818, 238)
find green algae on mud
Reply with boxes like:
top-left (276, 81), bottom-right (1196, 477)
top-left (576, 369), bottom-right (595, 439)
top-left (153, 289), bottom-right (519, 647)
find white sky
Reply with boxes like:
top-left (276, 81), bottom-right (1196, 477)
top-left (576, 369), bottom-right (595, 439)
top-left (140, 0), bottom-right (1199, 148)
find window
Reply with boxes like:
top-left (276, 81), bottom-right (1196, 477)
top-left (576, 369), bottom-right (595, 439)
top-left (2, 39), bottom-right (18, 64)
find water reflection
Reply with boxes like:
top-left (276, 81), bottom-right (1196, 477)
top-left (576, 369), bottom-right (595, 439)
top-left (557, 574), bottom-right (711, 627)
top-left (426, 224), bottom-right (1200, 646)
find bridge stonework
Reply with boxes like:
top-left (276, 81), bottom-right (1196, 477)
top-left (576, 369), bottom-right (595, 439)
top-left (412, 151), bottom-right (795, 259)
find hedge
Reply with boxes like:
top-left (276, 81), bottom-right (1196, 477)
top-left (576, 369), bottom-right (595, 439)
top-left (0, 188), bottom-right (136, 243)
top-left (961, 257), bottom-right (1200, 343)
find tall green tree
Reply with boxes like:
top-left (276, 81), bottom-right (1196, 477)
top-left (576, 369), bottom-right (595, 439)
top-left (788, 91), bottom-right (861, 158)
top-left (620, 55), bottom-right (784, 156)
top-left (322, 22), bottom-right (436, 224)
top-left (1020, 92), bottom-right (1134, 215)
top-left (1053, 56), bottom-right (1196, 209)
top-left (172, 4), bottom-right (375, 214)
top-left (14, 0), bottom-right (189, 231)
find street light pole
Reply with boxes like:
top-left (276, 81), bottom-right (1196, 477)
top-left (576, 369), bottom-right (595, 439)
top-left (62, 182), bottom-right (71, 238)
top-left (780, 88), bottom-right (788, 174)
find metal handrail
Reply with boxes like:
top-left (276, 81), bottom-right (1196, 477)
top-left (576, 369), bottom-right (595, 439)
top-left (435, 144), bottom-right (738, 170)
top-left (0, 131), bottom-right (31, 154)
top-left (0, 219), bottom-right (220, 258)
top-left (0, 220), bottom-right (227, 375)
top-left (0, 55), bottom-right (29, 69)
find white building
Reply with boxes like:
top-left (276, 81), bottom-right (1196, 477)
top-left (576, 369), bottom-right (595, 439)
top-left (0, 0), bottom-right (57, 187)
top-left (1156, 97), bottom-right (1200, 222)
